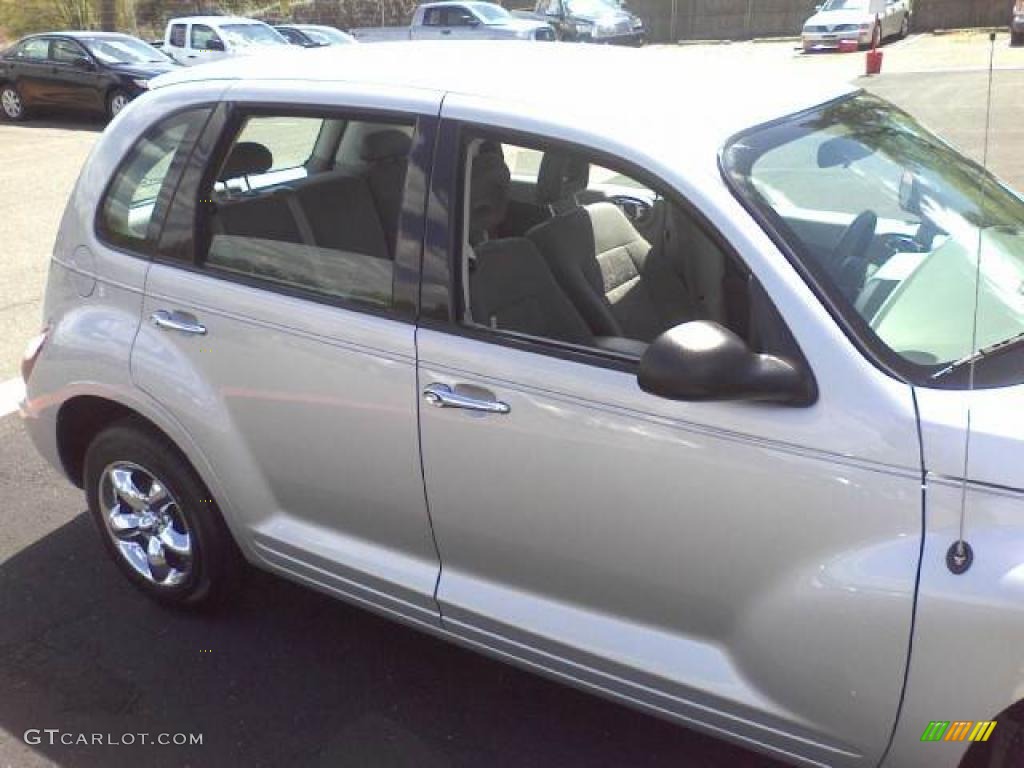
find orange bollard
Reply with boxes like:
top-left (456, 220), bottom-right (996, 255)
top-left (866, 48), bottom-right (883, 75)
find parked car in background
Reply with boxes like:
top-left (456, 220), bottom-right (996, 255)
top-left (275, 24), bottom-right (357, 47)
top-left (22, 40), bottom-right (1024, 768)
top-left (351, 2), bottom-right (555, 42)
top-left (1011, 0), bottom-right (1024, 46)
top-left (801, 0), bottom-right (910, 52)
top-left (163, 16), bottom-right (290, 66)
top-left (512, 0), bottom-right (644, 44)
top-left (0, 32), bottom-right (177, 121)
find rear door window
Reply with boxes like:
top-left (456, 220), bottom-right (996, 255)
top-left (199, 111), bottom-right (415, 310)
top-left (15, 38), bottom-right (51, 60)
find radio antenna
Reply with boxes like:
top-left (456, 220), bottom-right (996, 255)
top-left (947, 31), bottom-right (997, 575)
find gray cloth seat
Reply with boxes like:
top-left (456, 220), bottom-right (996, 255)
top-left (529, 200), bottom-right (694, 342)
top-left (527, 151), bottom-right (713, 343)
top-left (470, 237), bottom-right (595, 346)
top-left (293, 173), bottom-right (389, 260)
top-left (361, 129), bottom-right (412, 257)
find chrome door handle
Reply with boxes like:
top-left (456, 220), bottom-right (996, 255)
top-left (422, 383), bottom-right (510, 414)
top-left (151, 309), bottom-right (207, 335)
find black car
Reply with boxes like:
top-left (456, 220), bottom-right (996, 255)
top-left (516, 0), bottom-right (644, 45)
top-left (0, 32), bottom-right (177, 122)
top-left (274, 24), bottom-right (357, 47)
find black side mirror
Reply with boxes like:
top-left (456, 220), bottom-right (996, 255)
top-left (467, 17), bottom-right (481, 26)
top-left (73, 56), bottom-right (94, 70)
top-left (638, 321), bottom-right (813, 404)
top-left (206, 39), bottom-right (226, 52)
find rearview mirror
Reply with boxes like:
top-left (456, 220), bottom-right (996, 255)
top-left (817, 136), bottom-right (873, 169)
top-left (899, 169), bottom-right (923, 216)
top-left (638, 321), bottom-right (813, 404)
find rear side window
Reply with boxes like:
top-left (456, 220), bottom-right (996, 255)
top-left (423, 8), bottom-right (442, 26)
top-left (169, 24), bottom-right (186, 48)
top-left (98, 107), bottom-right (211, 253)
top-left (198, 111), bottom-right (415, 311)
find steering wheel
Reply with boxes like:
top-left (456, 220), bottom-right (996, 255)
top-left (830, 210), bottom-right (877, 299)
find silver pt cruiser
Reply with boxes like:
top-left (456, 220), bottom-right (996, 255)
top-left (18, 42), bottom-right (1024, 768)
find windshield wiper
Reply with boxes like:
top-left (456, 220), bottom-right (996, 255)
top-left (932, 331), bottom-right (1024, 380)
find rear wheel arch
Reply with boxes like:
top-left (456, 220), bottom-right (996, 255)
top-left (960, 699), bottom-right (1024, 767)
top-left (57, 396), bottom-right (204, 495)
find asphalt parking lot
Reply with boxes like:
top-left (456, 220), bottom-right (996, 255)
top-left (1, 32), bottom-right (1023, 767)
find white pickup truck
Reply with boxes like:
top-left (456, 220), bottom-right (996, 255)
top-left (351, 1), bottom-right (556, 42)
top-left (162, 16), bottom-right (291, 66)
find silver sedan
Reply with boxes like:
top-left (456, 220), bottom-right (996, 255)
top-left (802, 0), bottom-right (911, 51)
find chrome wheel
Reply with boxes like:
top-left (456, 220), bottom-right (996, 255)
top-left (98, 462), bottom-right (192, 587)
top-left (109, 92), bottom-right (128, 117)
top-left (1, 87), bottom-right (22, 119)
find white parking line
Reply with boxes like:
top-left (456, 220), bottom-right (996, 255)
top-left (0, 378), bottom-right (25, 418)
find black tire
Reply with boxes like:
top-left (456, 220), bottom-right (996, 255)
top-left (106, 88), bottom-right (130, 120)
top-left (84, 418), bottom-right (245, 610)
top-left (988, 717), bottom-right (1024, 768)
top-left (1012, 31), bottom-right (1024, 47)
top-left (900, 14), bottom-right (910, 39)
top-left (0, 83), bottom-right (27, 121)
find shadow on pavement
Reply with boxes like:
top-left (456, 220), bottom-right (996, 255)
top-left (0, 511), bottom-right (784, 768)
top-left (5, 112), bottom-right (105, 132)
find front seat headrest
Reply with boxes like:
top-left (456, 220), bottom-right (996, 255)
top-left (468, 141), bottom-right (511, 245)
top-left (361, 129), bottom-right (413, 162)
top-left (219, 141), bottom-right (273, 182)
top-left (536, 151), bottom-right (590, 209)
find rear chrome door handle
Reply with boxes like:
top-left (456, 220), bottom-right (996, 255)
top-left (422, 383), bottom-right (510, 414)
top-left (150, 309), bottom-right (207, 336)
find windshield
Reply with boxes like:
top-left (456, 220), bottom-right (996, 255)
top-left (220, 24), bottom-right (287, 46)
top-left (474, 4), bottom-right (512, 21)
top-left (83, 37), bottom-right (168, 64)
top-left (723, 92), bottom-right (1024, 380)
top-left (821, 0), bottom-right (868, 10)
top-left (302, 27), bottom-right (354, 44)
top-left (566, 0), bottom-right (619, 16)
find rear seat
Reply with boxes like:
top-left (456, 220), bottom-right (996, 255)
top-left (291, 172), bottom-right (389, 261)
top-left (360, 129), bottom-right (412, 258)
top-left (212, 130), bottom-right (411, 264)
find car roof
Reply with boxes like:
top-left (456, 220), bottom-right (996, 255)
top-left (168, 16), bottom-right (268, 25)
top-left (150, 41), bottom-right (854, 170)
top-left (18, 31), bottom-right (137, 40)
top-left (424, 1), bottom-right (501, 7)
